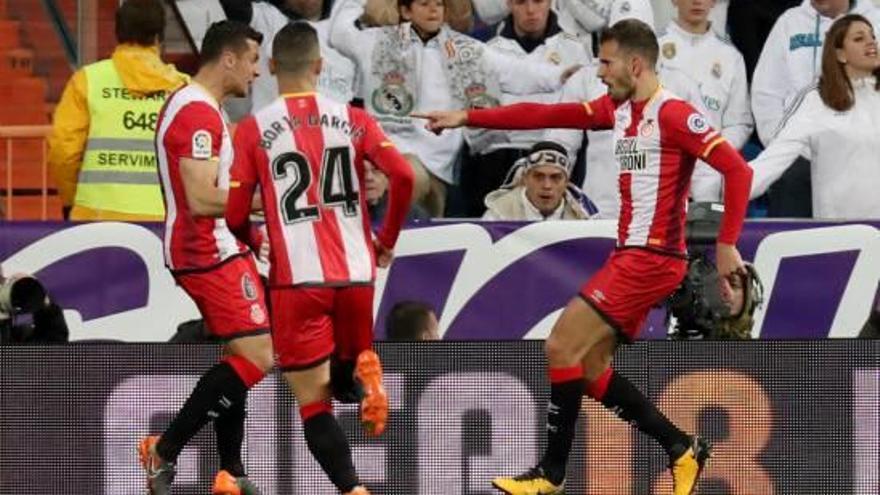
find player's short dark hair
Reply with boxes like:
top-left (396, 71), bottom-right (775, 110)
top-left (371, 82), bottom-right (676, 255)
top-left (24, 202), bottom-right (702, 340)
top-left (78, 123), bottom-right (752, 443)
top-left (599, 18), bottom-right (659, 68)
top-left (386, 301), bottom-right (435, 341)
top-left (272, 21), bottom-right (320, 75)
top-left (115, 0), bottom-right (166, 45)
top-left (199, 20), bottom-right (263, 65)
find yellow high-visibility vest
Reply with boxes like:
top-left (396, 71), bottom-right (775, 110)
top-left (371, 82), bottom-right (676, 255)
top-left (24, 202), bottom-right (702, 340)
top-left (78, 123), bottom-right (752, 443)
top-left (76, 59), bottom-right (167, 216)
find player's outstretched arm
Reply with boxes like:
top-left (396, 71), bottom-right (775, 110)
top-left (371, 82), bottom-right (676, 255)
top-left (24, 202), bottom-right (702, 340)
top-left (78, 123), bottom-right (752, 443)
top-left (410, 109), bottom-right (469, 132)
top-left (412, 101), bottom-right (604, 134)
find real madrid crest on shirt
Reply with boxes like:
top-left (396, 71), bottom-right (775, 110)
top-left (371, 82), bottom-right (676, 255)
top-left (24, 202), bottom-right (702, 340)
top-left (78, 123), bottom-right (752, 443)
top-left (711, 61), bottom-right (722, 79)
top-left (372, 71), bottom-right (414, 116)
top-left (548, 51), bottom-right (561, 65)
top-left (662, 42), bottom-right (676, 60)
top-left (464, 83), bottom-right (499, 109)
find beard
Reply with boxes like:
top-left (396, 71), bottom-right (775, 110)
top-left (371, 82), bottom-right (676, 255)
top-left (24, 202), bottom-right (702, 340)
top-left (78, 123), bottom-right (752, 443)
top-left (604, 73), bottom-right (635, 101)
top-left (230, 79), bottom-right (250, 99)
top-left (606, 83), bottom-right (634, 101)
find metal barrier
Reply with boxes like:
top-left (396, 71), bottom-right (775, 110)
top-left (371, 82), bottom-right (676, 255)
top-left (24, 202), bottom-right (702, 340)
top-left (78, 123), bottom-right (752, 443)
top-left (0, 125), bottom-right (53, 220)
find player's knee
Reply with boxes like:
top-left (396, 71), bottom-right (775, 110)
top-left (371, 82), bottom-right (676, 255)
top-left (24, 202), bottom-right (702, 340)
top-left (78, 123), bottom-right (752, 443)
top-left (544, 332), bottom-right (578, 367)
top-left (250, 352), bottom-right (275, 374)
top-left (236, 337), bottom-right (275, 374)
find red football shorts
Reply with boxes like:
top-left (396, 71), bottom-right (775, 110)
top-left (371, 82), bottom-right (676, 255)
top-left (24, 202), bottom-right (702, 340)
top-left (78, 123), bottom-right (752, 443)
top-left (579, 248), bottom-right (687, 342)
top-left (174, 255), bottom-right (269, 340)
top-left (270, 285), bottom-right (374, 371)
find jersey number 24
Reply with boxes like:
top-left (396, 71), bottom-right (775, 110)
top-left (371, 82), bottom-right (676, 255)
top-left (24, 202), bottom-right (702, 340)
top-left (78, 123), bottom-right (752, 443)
top-left (271, 147), bottom-right (359, 224)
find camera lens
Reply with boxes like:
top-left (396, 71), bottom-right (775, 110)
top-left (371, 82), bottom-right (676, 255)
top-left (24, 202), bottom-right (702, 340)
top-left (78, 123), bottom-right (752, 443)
top-left (9, 277), bottom-right (46, 313)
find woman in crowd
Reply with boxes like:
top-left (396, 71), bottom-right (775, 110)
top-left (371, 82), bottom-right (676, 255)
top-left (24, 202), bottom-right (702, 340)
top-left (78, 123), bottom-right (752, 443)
top-left (749, 14), bottom-right (880, 219)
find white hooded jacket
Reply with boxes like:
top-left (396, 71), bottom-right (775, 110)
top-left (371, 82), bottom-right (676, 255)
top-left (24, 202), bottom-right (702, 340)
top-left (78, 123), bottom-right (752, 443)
top-left (474, 14), bottom-right (589, 154)
top-left (658, 21), bottom-right (753, 201)
top-left (329, 0), bottom-right (565, 183)
top-left (751, 0), bottom-right (880, 145)
top-left (749, 78), bottom-right (880, 219)
top-left (247, 2), bottom-right (358, 109)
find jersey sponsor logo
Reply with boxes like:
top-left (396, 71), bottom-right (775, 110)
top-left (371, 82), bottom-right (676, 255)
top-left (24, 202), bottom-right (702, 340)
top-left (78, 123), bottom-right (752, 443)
top-left (191, 130), bottom-right (212, 159)
top-left (686, 113), bottom-right (709, 134)
top-left (241, 272), bottom-right (258, 301)
top-left (615, 137), bottom-right (647, 172)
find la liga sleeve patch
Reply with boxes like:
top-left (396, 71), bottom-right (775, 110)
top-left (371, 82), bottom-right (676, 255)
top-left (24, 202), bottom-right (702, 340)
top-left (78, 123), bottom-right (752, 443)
top-left (191, 129), bottom-right (213, 159)
top-left (686, 113), bottom-right (709, 134)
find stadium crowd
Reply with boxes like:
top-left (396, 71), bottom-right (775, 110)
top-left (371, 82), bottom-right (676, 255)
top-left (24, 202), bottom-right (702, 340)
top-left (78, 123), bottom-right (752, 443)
top-left (28, 2), bottom-right (879, 494)
top-left (45, 0), bottom-right (880, 223)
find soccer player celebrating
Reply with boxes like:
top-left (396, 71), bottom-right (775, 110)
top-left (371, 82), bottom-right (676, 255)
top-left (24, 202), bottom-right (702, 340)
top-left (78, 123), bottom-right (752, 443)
top-left (225, 22), bottom-right (414, 495)
top-left (416, 19), bottom-right (753, 495)
top-left (139, 21), bottom-right (271, 495)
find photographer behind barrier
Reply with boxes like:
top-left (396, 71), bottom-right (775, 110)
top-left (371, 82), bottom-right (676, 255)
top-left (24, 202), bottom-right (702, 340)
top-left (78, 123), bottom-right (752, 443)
top-left (0, 267), bottom-right (69, 344)
top-left (666, 202), bottom-right (764, 340)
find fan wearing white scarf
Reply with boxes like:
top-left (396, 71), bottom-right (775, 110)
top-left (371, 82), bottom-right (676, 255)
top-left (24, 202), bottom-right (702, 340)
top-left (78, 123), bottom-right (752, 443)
top-left (329, 0), bottom-right (580, 216)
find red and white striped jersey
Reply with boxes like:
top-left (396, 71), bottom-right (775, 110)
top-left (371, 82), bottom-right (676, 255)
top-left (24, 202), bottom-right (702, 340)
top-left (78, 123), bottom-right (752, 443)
top-left (230, 92), bottom-right (392, 287)
top-left (587, 89), bottom-right (725, 254)
top-left (155, 83), bottom-right (247, 271)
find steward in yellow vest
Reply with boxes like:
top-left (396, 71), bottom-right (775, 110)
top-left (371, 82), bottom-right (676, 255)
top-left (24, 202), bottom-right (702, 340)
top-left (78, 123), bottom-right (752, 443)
top-left (48, 0), bottom-right (188, 221)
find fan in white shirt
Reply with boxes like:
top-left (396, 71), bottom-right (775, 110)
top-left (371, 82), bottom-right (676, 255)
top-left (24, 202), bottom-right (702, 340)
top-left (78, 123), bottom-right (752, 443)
top-left (329, 0), bottom-right (578, 216)
top-left (658, 0), bottom-right (753, 202)
top-left (749, 14), bottom-right (880, 219)
top-left (220, 0), bottom-right (359, 109)
top-left (458, 0), bottom-right (589, 217)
